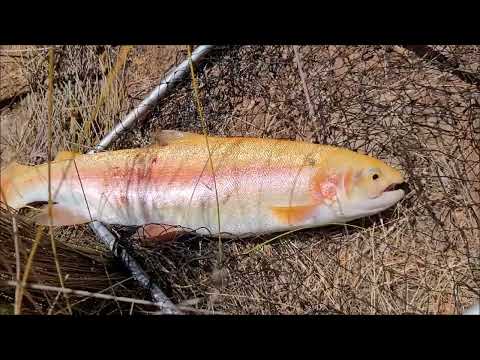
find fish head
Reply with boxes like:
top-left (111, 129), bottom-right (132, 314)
top-left (311, 149), bottom-right (405, 222)
top-left (338, 151), bottom-right (405, 219)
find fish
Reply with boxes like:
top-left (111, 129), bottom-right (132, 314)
top-left (0, 130), bottom-right (405, 239)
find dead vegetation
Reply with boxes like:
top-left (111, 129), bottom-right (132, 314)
top-left (0, 45), bottom-right (478, 314)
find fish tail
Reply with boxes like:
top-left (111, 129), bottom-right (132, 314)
top-left (0, 161), bottom-right (35, 210)
top-left (1, 159), bottom-right (91, 226)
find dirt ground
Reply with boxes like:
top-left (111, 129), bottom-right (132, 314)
top-left (0, 45), bottom-right (479, 314)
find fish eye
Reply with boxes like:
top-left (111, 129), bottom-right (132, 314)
top-left (367, 168), bottom-right (381, 181)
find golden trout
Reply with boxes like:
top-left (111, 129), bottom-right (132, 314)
top-left (0, 131), bottom-right (405, 238)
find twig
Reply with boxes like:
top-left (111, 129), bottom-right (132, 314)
top-left (3, 280), bottom-right (176, 310)
top-left (293, 45), bottom-right (325, 139)
top-left (53, 276), bottom-right (134, 314)
top-left (0, 47), bottom-right (57, 53)
top-left (89, 222), bottom-right (180, 314)
top-left (293, 46), bottom-right (315, 119)
top-left (15, 226), bottom-right (44, 314)
top-left (2, 280), bottom-right (219, 315)
top-left (48, 274), bottom-right (70, 315)
top-left (400, 45), bottom-right (480, 90)
top-left (12, 215), bottom-right (21, 313)
top-left (92, 45), bottom-right (214, 152)
top-left (187, 45), bottom-right (223, 268)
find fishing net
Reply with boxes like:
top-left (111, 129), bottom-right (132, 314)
top-left (1, 45), bottom-right (479, 314)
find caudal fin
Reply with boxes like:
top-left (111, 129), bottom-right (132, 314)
top-left (1, 157), bottom-right (91, 226)
top-left (0, 161), bottom-right (33, 209)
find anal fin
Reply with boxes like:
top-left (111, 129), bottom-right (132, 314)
top-left (134, 224), bottom-right (185, 242)
top-left (34, 204), bottom-right (90, 226)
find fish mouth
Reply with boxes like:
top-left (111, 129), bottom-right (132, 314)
top-left (373, 181), bottom-right (408, 204)
top-left (363, 184), bottom-right (406, 214)
top-left (346, 181), bottom-right (407, 216)
top-left (382, 181), bottom-right (409, 194)
top-left (373, 181), bottom-right (407, 207)
top-left (368, 181), bottom-right (407, 200)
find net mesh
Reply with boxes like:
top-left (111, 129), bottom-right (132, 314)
top-left (1, 45), bottom-right (478, 314)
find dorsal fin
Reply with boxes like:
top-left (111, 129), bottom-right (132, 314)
top-left (151, 129), bottom-right (205, 146)
top-left (54, 150), bottom-right (81, 161)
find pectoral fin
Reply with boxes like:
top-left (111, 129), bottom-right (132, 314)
top-left (271, 204), bottom-right (317, 225)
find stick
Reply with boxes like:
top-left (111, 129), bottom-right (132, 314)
top-left (400, 45), bottom-right (480, 90)
top-left (293, 45), bottom-right (315, 119)
top-left (3, 280), bottom-right (176, 310)
top-left (88, 222), bottom-right (179, 313)
top-left (92, 45), bottom-right (214, 152)
top-left (88, 45), bottom-right (215, 315)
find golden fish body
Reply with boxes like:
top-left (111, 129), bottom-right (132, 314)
top-left (1, 131), bottom-right (405, 237)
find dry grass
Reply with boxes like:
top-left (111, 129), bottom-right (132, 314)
top-left (1, 45), bottom-right (130, 164)
top-left (0, 45), bottom-right (479, 314)
top-left (0, 205), bottom-right (147, 314)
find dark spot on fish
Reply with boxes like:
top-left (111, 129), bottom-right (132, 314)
top-left (305, 154), bottom-right (316, 167)
top-left (222, 191), bottom-right (233, 205)
top-left (202, 181), bottom-right (213, 191)
top-left (111, 166), bottom-right (123, 178)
